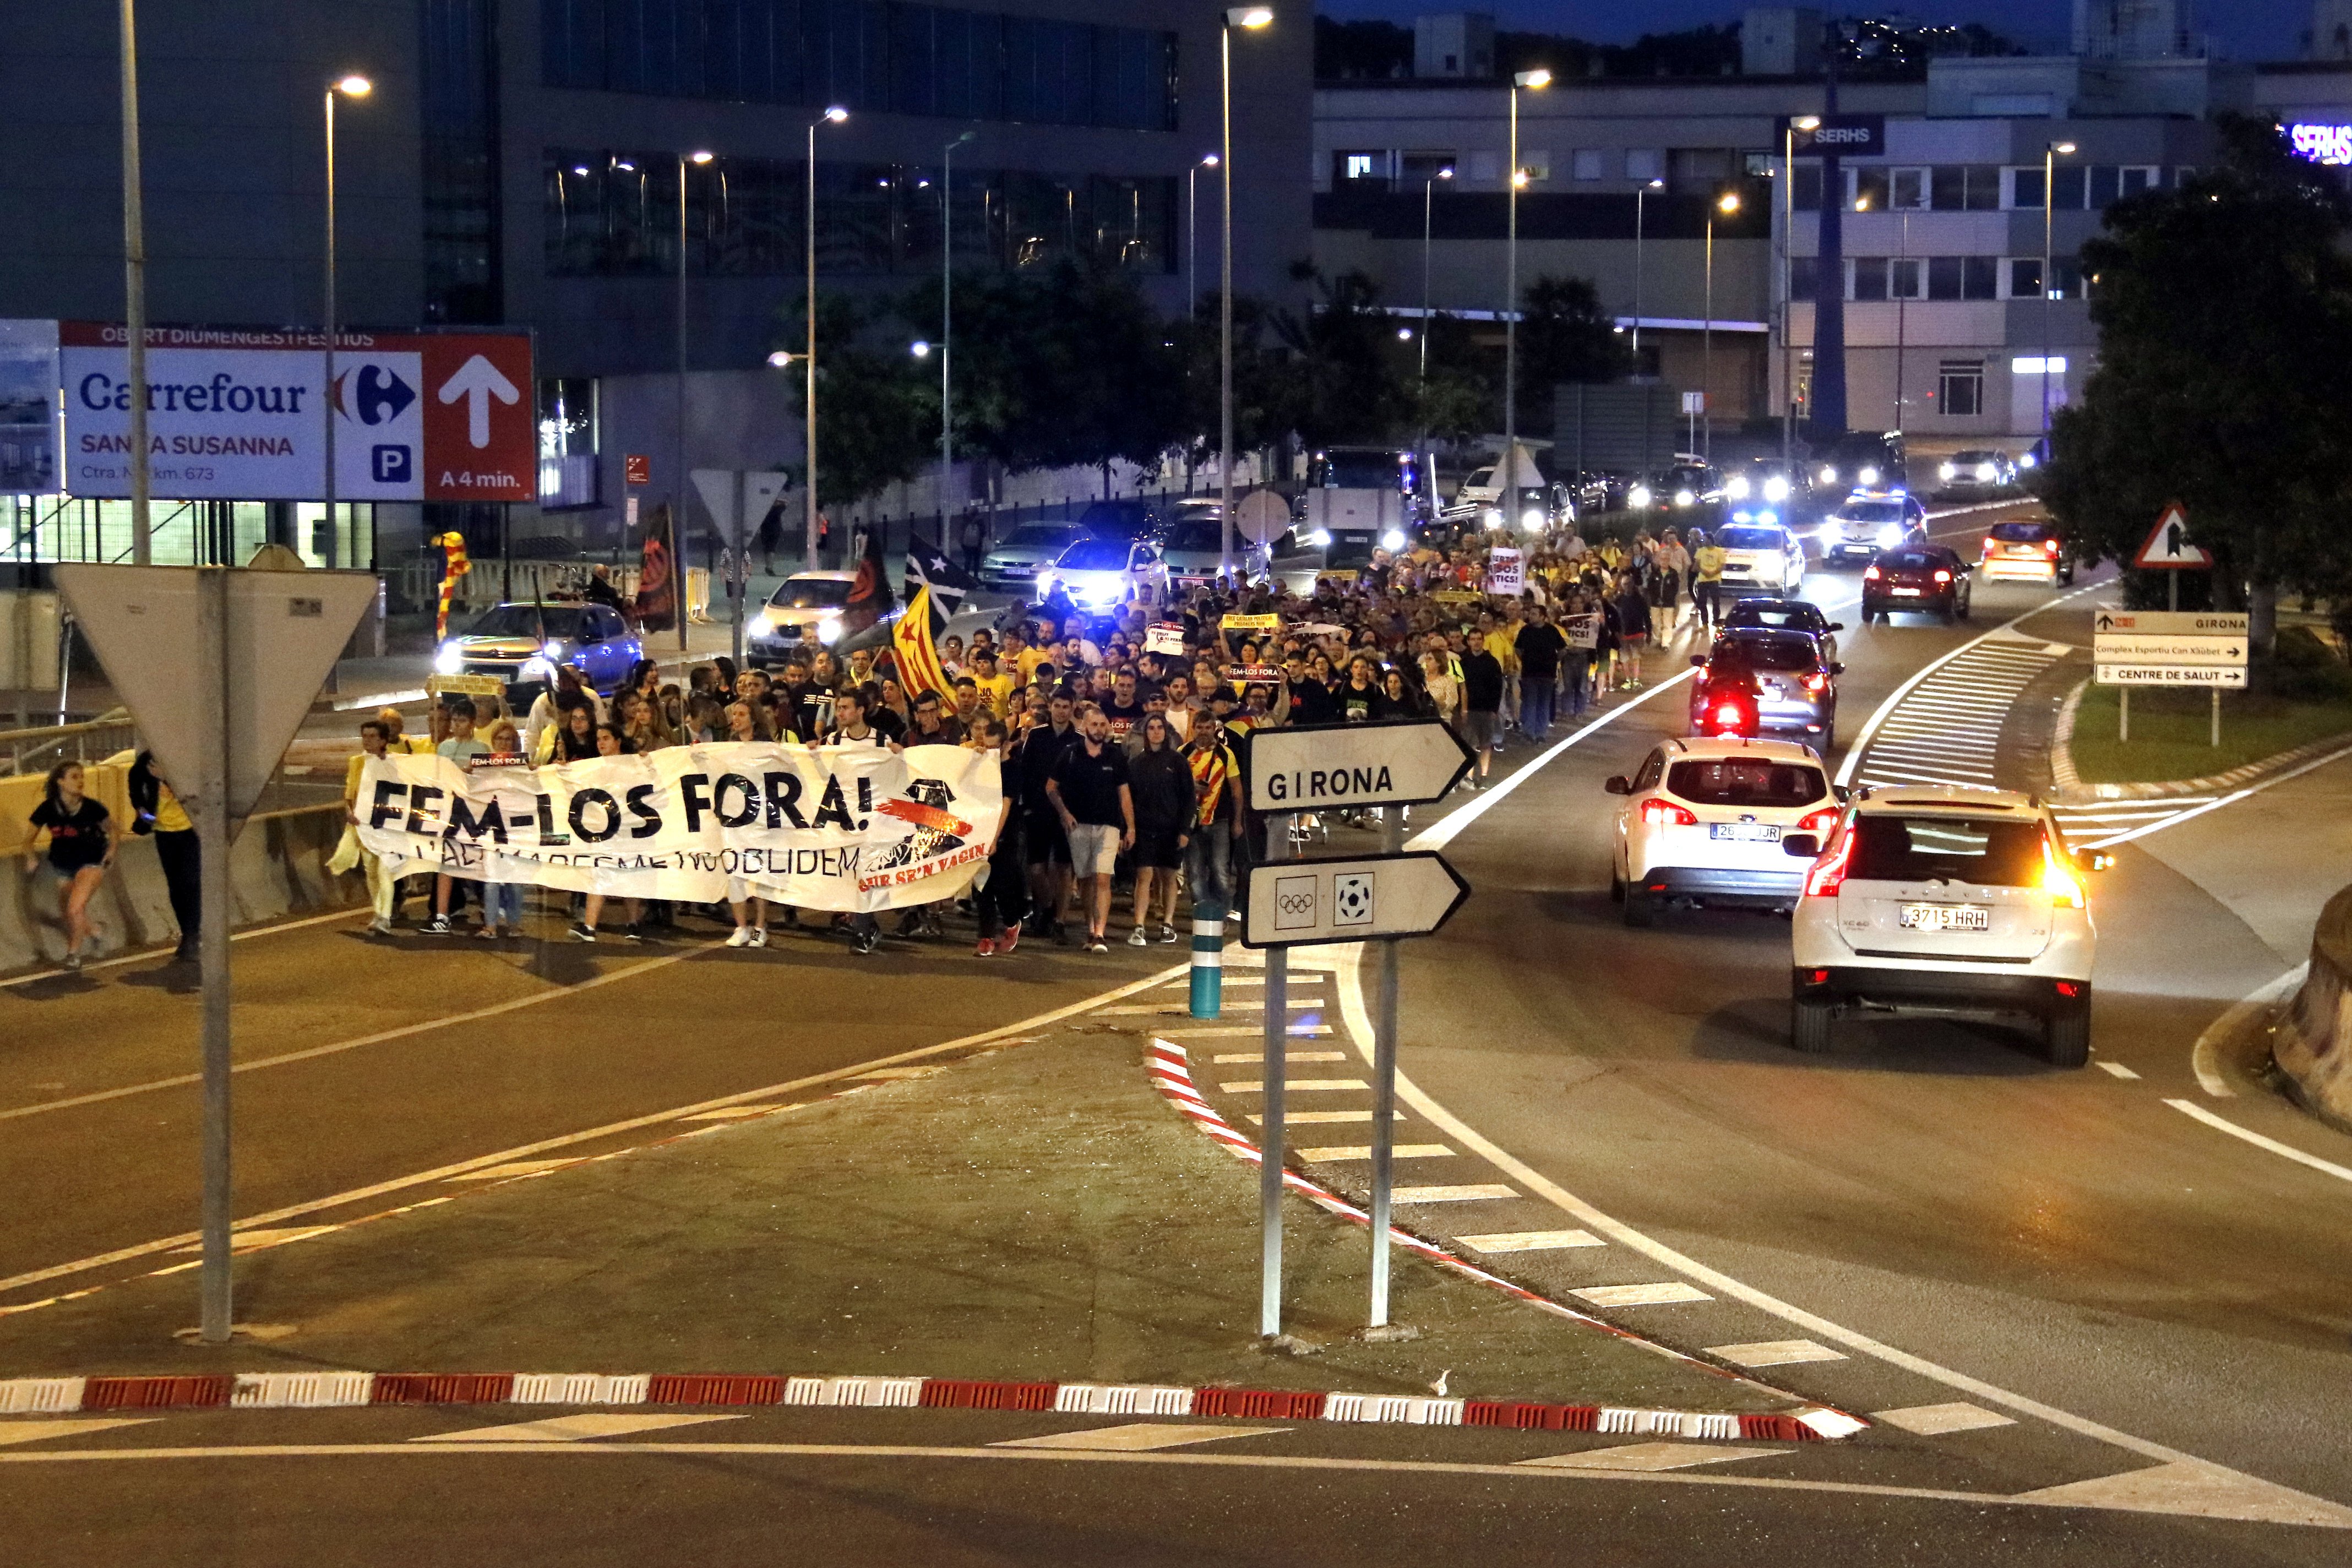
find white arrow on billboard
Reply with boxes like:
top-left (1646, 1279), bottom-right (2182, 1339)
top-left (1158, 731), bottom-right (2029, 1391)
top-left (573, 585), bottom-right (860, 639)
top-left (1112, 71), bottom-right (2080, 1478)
top-left (56, 565), bottom-right (377, 823)
top-left (1240, 851), bottom-right (1471, 949)
top-left (1242, 718), bottom-right (1474, 813)
top-left (439, 353), bottom-right (519, 449)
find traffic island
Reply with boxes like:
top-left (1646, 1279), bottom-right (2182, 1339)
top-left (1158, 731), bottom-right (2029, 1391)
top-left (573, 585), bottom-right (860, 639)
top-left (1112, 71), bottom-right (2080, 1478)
top-left (0, 1019), bottom-right (1812, 1429)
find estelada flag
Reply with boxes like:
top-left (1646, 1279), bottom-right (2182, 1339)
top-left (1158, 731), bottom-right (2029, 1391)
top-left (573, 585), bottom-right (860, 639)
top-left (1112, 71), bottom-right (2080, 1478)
top-left (841, 522), bottom-right (892, 635)
top-left (635, 504), bottom-right (677, 633)
top-left (891, 584), bottom-right (953, 704)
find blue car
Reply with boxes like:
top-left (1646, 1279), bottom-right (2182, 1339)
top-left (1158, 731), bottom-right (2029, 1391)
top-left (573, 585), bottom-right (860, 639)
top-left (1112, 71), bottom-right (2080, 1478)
top-left (434, 601), bottom-right (643, 700)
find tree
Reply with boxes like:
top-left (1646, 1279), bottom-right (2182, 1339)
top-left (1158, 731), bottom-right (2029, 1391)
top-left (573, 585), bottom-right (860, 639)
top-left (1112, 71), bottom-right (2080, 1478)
top-left (1408, 311), bottom-right (1499, 447)
top-left (1271, 266), bottom-right (1414, 449)
top-left (1174, 291), bottom-right (1300, 471)
top-left (1513, 275), bottom-right (1631, 431)
top-left (2040, 116), bottom-right (2352, 655)
top-left (775, 292), bottom-right (935, 509)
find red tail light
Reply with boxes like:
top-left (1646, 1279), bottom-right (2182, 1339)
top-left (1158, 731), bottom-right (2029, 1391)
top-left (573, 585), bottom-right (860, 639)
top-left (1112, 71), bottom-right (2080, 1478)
top-left (1933, 569), bottom-right (1952, 584)
top-left (2043, 538), bottom-right (2061, 555)
top-left (1803, 671), bottom-right (1830, 694)
top-left (1802, 829), bottom-right (1854, 897)
top-left (1796, 807), bottom-right (1840, 835)
top-left (1862, 565), bottom-right (1882, 581)
top-left (1641, 798), bottom-right (1699, 826)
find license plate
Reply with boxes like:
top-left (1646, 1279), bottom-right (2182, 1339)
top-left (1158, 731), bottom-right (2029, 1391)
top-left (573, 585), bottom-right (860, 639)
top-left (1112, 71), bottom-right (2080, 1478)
top-left (1901, 903), bottom-right (1990, 931)
top-left (1892, 587), bottom-right (1922, 597)
top-left (1710, 822), bottom-right (1781, 842)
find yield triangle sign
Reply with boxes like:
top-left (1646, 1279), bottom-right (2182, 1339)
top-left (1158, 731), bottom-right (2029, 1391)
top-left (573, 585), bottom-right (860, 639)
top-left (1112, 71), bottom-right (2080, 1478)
top-left (55, 565), bottom-right (377, 827)
top-left (2134, 502), bottom-right (2212, 568)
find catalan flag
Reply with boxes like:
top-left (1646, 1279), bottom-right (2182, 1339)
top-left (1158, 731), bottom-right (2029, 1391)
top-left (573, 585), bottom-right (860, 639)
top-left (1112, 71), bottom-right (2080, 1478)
top-left (891, 583), bottom-right (952, 705)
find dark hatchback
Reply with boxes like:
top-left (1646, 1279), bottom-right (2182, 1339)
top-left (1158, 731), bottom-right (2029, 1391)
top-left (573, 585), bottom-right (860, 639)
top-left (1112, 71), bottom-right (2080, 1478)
top-left (1690, 628), bottom-right (1842, 747)
top-left (1861, 543), bottom-right (1974, 623)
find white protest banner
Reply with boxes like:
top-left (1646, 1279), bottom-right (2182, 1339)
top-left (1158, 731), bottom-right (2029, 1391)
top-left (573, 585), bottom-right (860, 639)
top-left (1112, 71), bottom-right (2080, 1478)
top-left (1562, 612), bottom-right (1599, 650)
top-left (1145, 623), bottom-right (1188, 656)
top-left (354, 741), bottom-right (1004, 912)
top-left (1486, 547), bottom-right (1524, 597)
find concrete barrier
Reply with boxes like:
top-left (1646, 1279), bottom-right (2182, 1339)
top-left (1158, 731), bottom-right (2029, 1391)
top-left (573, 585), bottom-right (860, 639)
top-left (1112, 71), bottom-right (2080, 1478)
top-left (2277, 885), bottom-right (2352, 1128)
top-left (1, 802), bottom-right (363, 975)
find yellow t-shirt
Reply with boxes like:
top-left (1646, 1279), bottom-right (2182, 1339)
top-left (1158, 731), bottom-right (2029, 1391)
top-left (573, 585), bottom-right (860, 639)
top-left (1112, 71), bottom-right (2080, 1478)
top-left (974, 672), bottom-right (1015, 717)
top-left (1014, 647), bottom-right (1054, 684)
top-left (1694, 545), bottom-right (1727, 584)
top-left (154, 780), bottom-right (192, 833)
top-left (1483, 629), bottom-right (1518, 670)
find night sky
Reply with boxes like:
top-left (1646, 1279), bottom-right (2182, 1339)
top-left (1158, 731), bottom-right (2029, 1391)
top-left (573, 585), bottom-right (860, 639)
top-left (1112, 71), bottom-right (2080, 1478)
top-left (1316, 3), bottom-right (2312, 66)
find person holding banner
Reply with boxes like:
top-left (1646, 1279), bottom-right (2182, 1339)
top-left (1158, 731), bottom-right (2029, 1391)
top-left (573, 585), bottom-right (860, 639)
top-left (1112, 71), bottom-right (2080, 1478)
top-left (571, 725), bottom-right (644, 943)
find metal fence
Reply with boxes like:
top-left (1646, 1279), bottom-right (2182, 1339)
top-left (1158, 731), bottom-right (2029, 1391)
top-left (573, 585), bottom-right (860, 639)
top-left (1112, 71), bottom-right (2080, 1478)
top-left (2, 709), bottom-right (138, 777)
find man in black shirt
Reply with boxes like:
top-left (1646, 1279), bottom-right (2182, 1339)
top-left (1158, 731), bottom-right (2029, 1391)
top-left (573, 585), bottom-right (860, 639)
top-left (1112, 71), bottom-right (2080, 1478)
top-left (1513, 605), bottom-right (1568, 742)
top-left (1460, 641), bottom-right (1505, 786)
top-left (1046, 704), bottom-right (1135, 952)
top-left (1014, 692), bottom-right (1081, 940)
top-left (1099, 668), bottom-right (1150, 742)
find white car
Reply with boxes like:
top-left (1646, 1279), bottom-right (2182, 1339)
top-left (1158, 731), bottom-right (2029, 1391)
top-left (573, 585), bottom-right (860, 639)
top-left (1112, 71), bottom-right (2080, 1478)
top-left (1035, 535), bottom-right (1170, 613)
top-left (747, 571), bottom-right (856, 665)
top-left (1785, 786), bottom-right (2108, 1065)
top-left (1712, 520), bottom-right (1806, 595)
top-left (1605, 737), bottom-right (1842, 927)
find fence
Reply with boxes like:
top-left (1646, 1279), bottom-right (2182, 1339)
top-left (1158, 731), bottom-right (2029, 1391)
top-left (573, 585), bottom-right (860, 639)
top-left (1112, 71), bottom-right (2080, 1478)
top-left (1, 709), bottom-right (137, 778)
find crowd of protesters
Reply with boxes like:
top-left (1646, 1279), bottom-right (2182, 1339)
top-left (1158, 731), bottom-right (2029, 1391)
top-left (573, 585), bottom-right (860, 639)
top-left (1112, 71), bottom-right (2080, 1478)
top-left (334, 511), bottom-right (1721, 957)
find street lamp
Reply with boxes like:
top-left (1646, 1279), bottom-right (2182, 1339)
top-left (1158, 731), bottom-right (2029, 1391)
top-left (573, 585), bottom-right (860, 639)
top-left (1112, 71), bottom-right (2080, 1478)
top-left (939, 130), bottom-right (975, 545)
top-left (1703, 189), bottom-right (1739, 465)
top-left (804, 106), bottom-right (848, 570)
top-left (1419, 165), bottom-right (1452, 385)
top-left (1781, 116), bottom-right (1817, 462)
top-left (321, 72), bottom-right (371, 571)
top-left (672, 148), bottom-right (712, 653)
top-left (1631, 175), bottom-right (1664, 362)
top-left (1188, 153), bottom-right (1218, 314)
top-left (1218, 6), bottom-right (1273, 581)
top-left (1501, 68), bottom-right (1549, 513)
top-left (2040, 140), bottom-right (2077, 436)
top-left (1894, 206), bottom-right (1910, 431)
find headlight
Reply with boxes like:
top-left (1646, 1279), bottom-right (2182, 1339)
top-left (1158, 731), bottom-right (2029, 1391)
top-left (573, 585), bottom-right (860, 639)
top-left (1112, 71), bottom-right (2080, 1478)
top-left (1520, 509), bottom-right (1544, 533)
top-left (434, 642), bottom-right (464, 674)
top-left (1731, 509), bottom-right (1754, 524)
top-left (1628, 485), bottom-right (1653, 509)
top-left (1673, 489), bottom-right (1696, 508)
top-left (540, 639), bottom-right (565, 658)
top-left (816, 616), bottom-right (843, 644)
top-left (2018, 451), bottom-right (2038, 470)
top-left (1480, 509), bottom-right (1504, 531)
top-left (1757, 509), bottom-right (1778, 526)
top-left (1381, 528), bottom-right (1407, 552)
top-left (1306, 528), bottom-right (1332, 548)
top-left (519, 656), bottom-right (555, 680)
top-left (1818, 465), bottom-right (1838, 484)
top-left (1876, 524), bottom-right (1905, 547)
top-left (1762, 475), bottom-right (1790, 503)
top-left (753, 608), bottom-right (779, 636)
top-left (1725, 476), bottom-right (1751, 500)
top-left (1977, 462), bottom-right (1997, 481)
top-left (1939, 462), bottom-right (1957, 481)
top-left (1033, 570), bottom-right (1057, 595)
top-left (1858, 465), bottom-right (1881, 486)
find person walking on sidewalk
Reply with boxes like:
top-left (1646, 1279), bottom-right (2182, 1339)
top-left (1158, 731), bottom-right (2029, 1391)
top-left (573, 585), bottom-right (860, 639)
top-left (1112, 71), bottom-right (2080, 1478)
top-left (1691, 529), bottom-right (1727, 630)
top-left (1046, 704), bottom-right (1135, 954)
top-left (1460, 636), bottom-right (1504, 787)
top-left (24, 761), bottom-right (118, 971)
top-left (1125, 714), bottom-right (1191, 946)
top-left (129, 750), bottom-right (200, 961)
top-left (1513, 604), bottom-right (1568, 743)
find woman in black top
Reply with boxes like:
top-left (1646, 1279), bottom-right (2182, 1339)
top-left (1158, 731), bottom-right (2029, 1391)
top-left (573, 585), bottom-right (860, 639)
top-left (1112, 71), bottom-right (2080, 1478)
top-left (24, 761), bottom-right (118, 970)
top-left (1338, 656), bottom-right (1393, 722)
top-left (551, 700), bottom-right (600, 763)
top-left (1124, 715), bottom-right (1194, 946)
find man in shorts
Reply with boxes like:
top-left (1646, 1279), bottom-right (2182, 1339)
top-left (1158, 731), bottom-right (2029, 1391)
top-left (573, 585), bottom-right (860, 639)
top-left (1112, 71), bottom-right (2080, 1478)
top-left (1045, 704), bottom-right (1135, 954)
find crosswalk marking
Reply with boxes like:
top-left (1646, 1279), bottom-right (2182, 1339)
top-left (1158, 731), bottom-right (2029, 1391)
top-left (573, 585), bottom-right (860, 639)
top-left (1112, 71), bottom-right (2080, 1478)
top-left (1211, 1051), bottom-right (1348, 1064)
top-left (1852, 639), bottom-right (2061, 793)
top-left (1100, 1000), bottom-right (1320, 1015)
top-left (1218, 1079), bottom-right (1368, 1093)
top-left (1572, 1282), bottom-right (1712, 1307)
top-left (1458, 1229), bottom-right (1605, 1252)
top-left (0, 1419), bottom-right (154, 1447)
top-left (2095, 1060), bottom-right (2142, 1080)
top-left (1389, 1184), bottom-right (1519, 1203)
top-left (1298, 1144), bottom-right (1456, 1161)
top-left (1245, 1110), bottom-right (1404, 1124)
top-left (1518, 1441), bottom-right (1779, 1472)
top-left (1705, 1340), bottom-right (1847, 1368)
top-left (1871, 1402), bottom-right (2017, 1435)
top-left (1158, 1025), bottom-right (1335, 1039)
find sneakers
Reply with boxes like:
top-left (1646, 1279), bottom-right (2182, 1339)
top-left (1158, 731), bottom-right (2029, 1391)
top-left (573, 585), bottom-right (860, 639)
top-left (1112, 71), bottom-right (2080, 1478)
top-left (748, 928), bottom-right (768, 949)
top-left (726, 927), bottom-right (755, 948)
top-left (568, 922), bottom-right (596, 943)
top-left (1127, 928), bottom-right (1149, 948)
top-left (851, 929), bottom-right (880, 956)
top-left (622, 924), bottom-right (644, 942)
top-left (423, 914), bottom-right (452, 937)
top-left (1159, 924), bottom-right (1180, 944)
top-left (997, 925), bottom-right (1020, 956)
top-left (1086, 935), bottom-right (1109, 954)
top-left (62, 951), bottom-right (81, 972)
top-left (366, 917), bottom-right (393, 937)
top-left (975, 937), bottom-right (998, 957)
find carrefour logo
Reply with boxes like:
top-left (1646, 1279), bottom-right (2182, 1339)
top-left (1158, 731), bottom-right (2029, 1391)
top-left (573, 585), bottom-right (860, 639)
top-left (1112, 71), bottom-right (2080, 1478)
top-left (78, 371), bottom-right (308, 417)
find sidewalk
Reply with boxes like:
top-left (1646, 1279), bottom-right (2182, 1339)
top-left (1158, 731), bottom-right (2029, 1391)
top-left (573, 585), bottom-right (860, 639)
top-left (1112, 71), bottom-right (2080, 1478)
top-left (0, 1016), bottom-right (1798, 1419)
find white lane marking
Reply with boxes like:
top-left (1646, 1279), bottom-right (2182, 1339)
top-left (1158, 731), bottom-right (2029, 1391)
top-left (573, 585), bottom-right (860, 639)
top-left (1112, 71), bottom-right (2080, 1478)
top-left (1328, 944), bottom-right (2343, 1477)
top-left (2191, 965), bottom-right (2306, 1098)
top-left (1520, 1441), bottom-right (1781, 1472)
top-left (1297, 1144), bottom-right (1456, 1162)
top-left (1243, 1110), bottom-right (1404, 1125)
top-left (2079, 739), bottom-right (2352, 850)
top-left (1158, 1025), bottom-right (1333, 1038)
top-left (1706, 1340), bottom-right (1847, 1368)
top-left (1851, 640), bottom-right (2067, 790)
top-left (1572, 1282), bottom-right (1713, 1307)
top-left (1389, 1184), bottom-right (1520, 1203)
top-left (1874, 1403), bottom-right (2017, 1436)
top-left (442, 1159), bottom-right (582, 1183)
top-left (2164, 1099), bottom-right (2352, 1186)
top-left (0, 960), bottom-right (1191, 1300)
top-left (1217, 1079), bottom-right (1368, 1093)
top-left (1834, 580), bottom-right (2109, 787)
top-left (2013, 1460), bottom-right (2352, 1529)
top-left (680, 1106), bottom-right (787, 1120)
top-left (1210, 1052), bottom-right (1349, 1064)
top-left (416, 1413), bottom-right (743, 1443)
top-left (1458, 1229), bottom-right (1605, 1252)
top-left (1099, 1000), bottom-right (1319, 1015)
top-left (2094, 1061), bottom-right (2142, 1081)
top-left (856, 1066), bottom-right (948, 1080)
top-left (993, 1424), bottom-right (1285, 1452)
top-left (0, 906), bottom-right (368, 991)
top-left (0, 1419), bottom-right (155, 1446)
top-left (167, 1227), bottom-right (337, 1254)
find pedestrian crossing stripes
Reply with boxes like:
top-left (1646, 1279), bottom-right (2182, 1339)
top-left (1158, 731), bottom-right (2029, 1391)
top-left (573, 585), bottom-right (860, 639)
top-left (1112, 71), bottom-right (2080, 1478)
top-left (1851, 636), bottom-right (2060, 794)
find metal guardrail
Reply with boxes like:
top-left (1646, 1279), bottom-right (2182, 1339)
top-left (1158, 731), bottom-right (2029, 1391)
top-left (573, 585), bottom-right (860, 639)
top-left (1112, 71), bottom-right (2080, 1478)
top-left (2, 709), bottom-right (138, 777)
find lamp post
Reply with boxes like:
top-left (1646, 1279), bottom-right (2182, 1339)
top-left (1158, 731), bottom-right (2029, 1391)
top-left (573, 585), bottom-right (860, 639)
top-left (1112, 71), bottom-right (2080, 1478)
top-left (1894, 205), bottom-right (1910, 431)
top-left (1781, 116), bottom-right (1817, 464)
top-left (118, 0), bottom-right (154, 565)
top-left (1188, 152), bottom-right (1217, 314)
top-left (1419, 166), bottom-right (1452, 385)
top-left (939, 131), bottom-right (975, 535)
top-left (2040, 140), bottom-right (2077, 437)
top-left (1218, 7), bottom-right (1272, 582)
top-left (1501, 68), bottom-right (1550, 511)
top-left (322, 73), bottom-right (371, 571)
top-left (672, 148), bottom-right (711, 652)
top-left (1631, 175), bottom-right (1663, 362)
top-left (803, 106), bottom-right (848, 570)
top-left (1703, 189), bottom-right (1739, 465)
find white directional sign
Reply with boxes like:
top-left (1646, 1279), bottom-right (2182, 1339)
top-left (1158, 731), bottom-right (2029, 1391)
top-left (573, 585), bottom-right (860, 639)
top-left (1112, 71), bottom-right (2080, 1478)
top-left (2095, 664), bottom-right (2248, 688)
top-left (2093, 608), bottom-right (2247, 688)
top-left (1241, 852), bottom-right (1471, 948)
top-left (2093, 635), bottom-right (2247, 665)
top-left (1242, 718), bottom-right (1473, 813)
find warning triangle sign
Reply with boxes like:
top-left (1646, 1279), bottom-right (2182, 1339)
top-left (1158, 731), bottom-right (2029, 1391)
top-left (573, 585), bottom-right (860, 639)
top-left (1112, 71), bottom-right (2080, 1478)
top-left (54, 565), bottom-right (377, 826)
top-left (2134, 502), bottom-right (2212, 569)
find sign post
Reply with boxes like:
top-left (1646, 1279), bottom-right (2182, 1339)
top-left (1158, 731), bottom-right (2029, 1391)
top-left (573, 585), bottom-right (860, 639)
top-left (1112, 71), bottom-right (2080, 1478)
top-left (54, 564), bottom-right (376, 1344)
top-left (1259, 814), bottom-right (1290, 1340)
top-left (1238, 719), bottom-right (1473, 1335)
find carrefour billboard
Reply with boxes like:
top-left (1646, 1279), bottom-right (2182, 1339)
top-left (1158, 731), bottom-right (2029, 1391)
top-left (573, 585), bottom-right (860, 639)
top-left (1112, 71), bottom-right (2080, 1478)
top-left (57, 322), bottom-right (534, 503)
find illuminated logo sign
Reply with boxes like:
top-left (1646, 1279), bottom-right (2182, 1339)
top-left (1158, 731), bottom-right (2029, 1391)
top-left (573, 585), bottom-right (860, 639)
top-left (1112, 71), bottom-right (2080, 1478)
top-left (2290, 123), bottom-right (2352, 166)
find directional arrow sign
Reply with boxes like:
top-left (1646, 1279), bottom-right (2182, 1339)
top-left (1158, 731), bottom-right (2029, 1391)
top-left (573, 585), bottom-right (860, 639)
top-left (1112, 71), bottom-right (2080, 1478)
top-left (2134, 502), bottom-right (2212, 569)
top-left (438, 353), bottom-right (520, 448)
top-left (1241, 852), bottom-right (1471, 949)
top-left (2091, 611), bottom-right (2246, 636)
top-left (1242, 718), bottom-right (1474, 813)
top-left (2092, 633), bottom-right (2246, 665)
